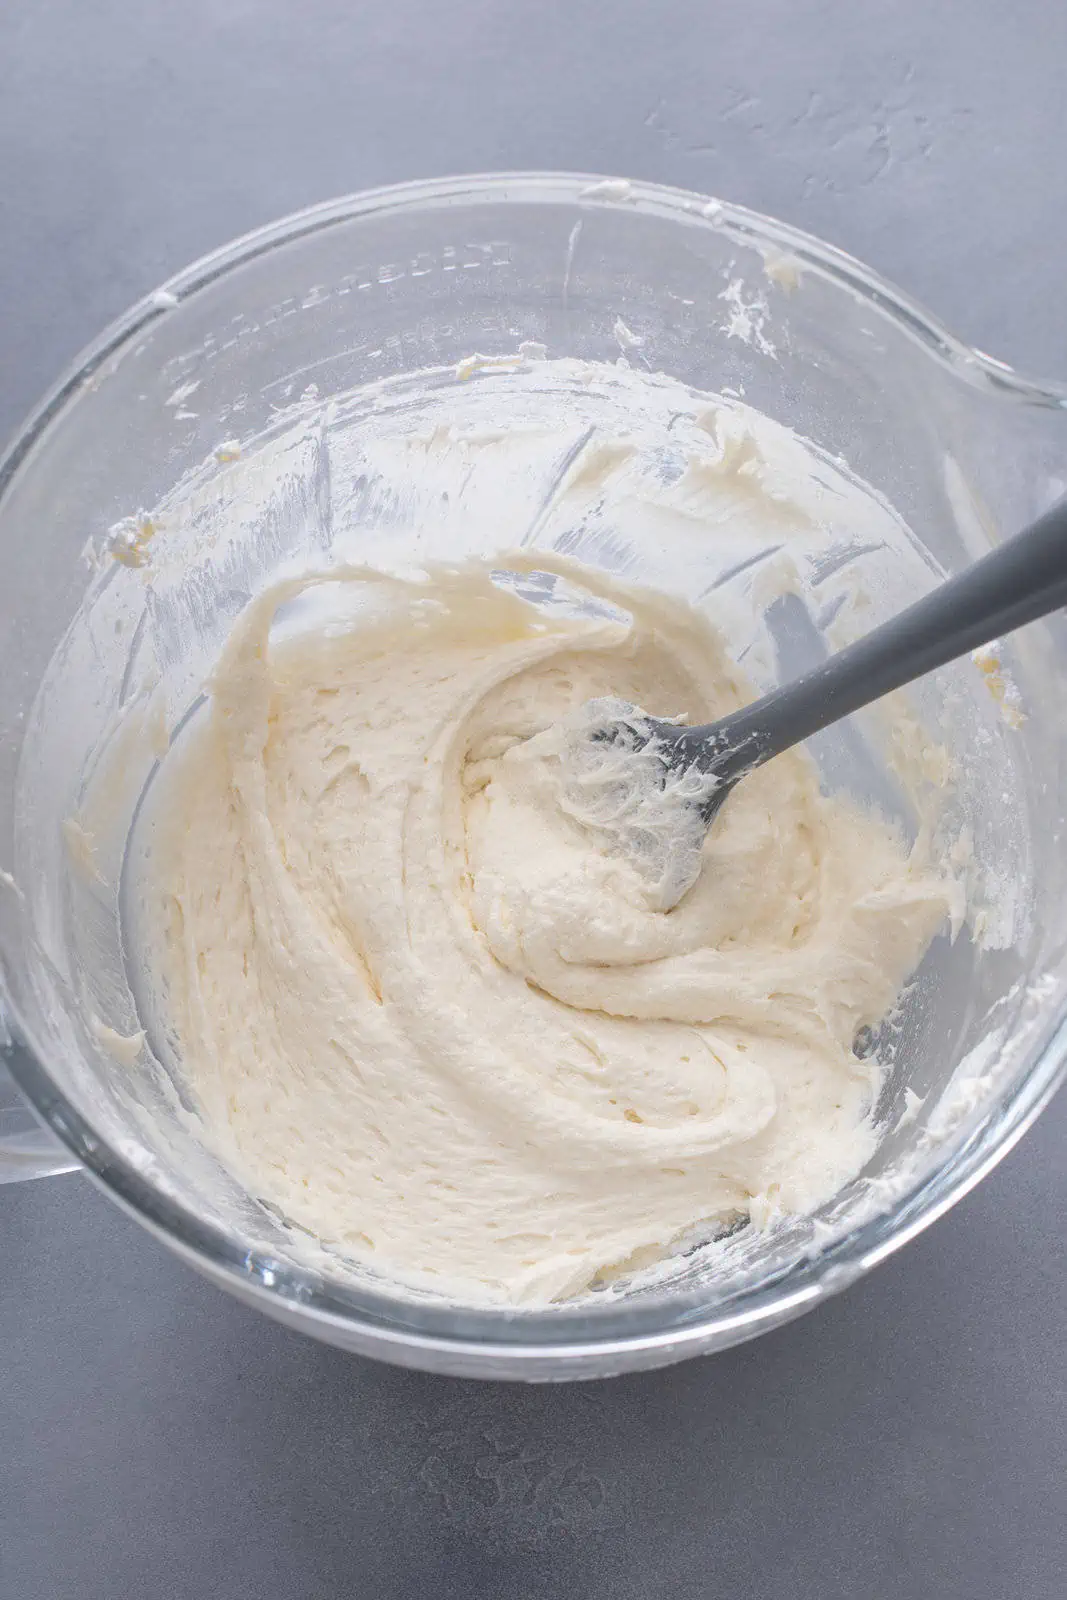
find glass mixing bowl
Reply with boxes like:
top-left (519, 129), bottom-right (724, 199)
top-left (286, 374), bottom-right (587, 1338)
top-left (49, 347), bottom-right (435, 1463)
top-left (2, 174), bottom-right (1066, 1379)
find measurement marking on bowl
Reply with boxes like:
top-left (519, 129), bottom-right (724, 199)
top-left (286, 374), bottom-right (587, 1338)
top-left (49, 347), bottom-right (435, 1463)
top-left (158, 244), bottom-right (514, 389)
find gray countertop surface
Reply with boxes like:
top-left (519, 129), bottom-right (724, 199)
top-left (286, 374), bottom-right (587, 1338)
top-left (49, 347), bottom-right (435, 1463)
top-left (2, 4), bottom-right (1066, 1596)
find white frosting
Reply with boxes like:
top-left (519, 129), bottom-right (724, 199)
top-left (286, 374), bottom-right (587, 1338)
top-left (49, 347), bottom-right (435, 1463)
top-left (143, 553), bottom-right (954, 1305)
top-left (514, 696), bottom-right (718, 911)
top-left (89, 1015), bottom-right (146, 1068)
top-left (62, 817), bottom-right (104, 885)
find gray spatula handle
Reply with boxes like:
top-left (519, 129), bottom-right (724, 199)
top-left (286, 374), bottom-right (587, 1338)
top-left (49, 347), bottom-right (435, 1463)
top-left (677, 497), bottom-right (1067, 782)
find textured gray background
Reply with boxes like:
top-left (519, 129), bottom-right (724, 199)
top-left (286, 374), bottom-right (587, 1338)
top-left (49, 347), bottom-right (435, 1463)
top-left (2, 3), bottom-right (1066, 1597)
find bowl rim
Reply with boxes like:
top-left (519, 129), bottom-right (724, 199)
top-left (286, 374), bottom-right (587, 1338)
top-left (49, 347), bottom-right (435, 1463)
top-left (2, 169), bottom-right (1065, 505)
top-left (4, 171), bottom-right (1067, 1374)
